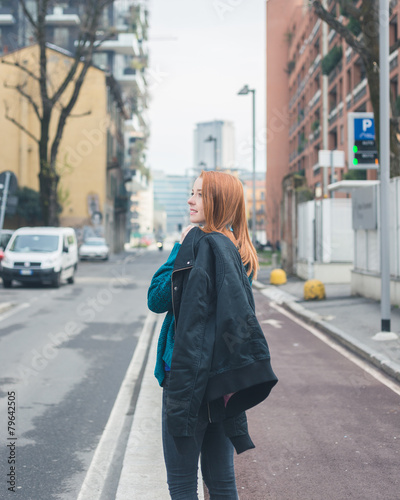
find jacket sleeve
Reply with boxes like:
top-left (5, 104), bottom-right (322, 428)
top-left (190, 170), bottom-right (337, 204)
top-left (223, 412), bottom-right (255, 454)
top-left (147, 242), bottom-right (181, 313)
top-left (166, 243), bottom-right (215, 438)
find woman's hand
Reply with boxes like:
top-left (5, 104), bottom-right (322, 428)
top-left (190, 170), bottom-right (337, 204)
top-left (180, 225), bottom-right (195, 244)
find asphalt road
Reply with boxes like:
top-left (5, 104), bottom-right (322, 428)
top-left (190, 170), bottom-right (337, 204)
top-left (233, 291), bottom-right (400, 500)
top-left (0, 248), bottom-right (166, 500)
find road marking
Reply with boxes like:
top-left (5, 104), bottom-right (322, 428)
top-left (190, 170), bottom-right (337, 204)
top-left (76, 310), bottom-right (159, 500)
top-left (270, 301), bottom-right (400, 397)
top-left (261, 319), bottom-right (283, 328)
top-left (0, 302), bottom-right (30, 323)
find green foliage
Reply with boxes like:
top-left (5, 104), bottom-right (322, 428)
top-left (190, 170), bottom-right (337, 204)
top-left (295, 185), bottom-right (314, 203)
top-left (343, 169), bottom-right (367, 180)
top-left (321, 45), bottom-right (343, 75)
top-left (347, 16), bottom-right (361, 36)
top-left (57, 186), bottom-right (71, 215)
top-left (16, 187), bottom-right (43, 224)
top-left (284, 30), bottom-right (294, 45)
top-left (285, 60), bottom-right (296, 75)
top-left (311, 119), bottom-right (320, 132)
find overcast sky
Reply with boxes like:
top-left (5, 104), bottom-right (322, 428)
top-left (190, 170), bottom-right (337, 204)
top-left (146, 0), bottom-right (266, 176)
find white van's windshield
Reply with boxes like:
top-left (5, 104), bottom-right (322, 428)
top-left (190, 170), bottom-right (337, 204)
top-left (10, 235), bottom-right (60, 253)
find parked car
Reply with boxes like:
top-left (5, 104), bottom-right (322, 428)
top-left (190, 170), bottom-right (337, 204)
top-left (1, 227), bottom-right (78, 288)
top-left (79, 237), bottom-right (110, 261)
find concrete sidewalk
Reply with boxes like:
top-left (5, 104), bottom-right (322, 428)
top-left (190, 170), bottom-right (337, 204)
top-left (255, 268), bottom-right (400, 383)
top-left (116, 315), bottom-right (205, 500)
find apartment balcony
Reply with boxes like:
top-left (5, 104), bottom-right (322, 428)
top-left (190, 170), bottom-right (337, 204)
top-left (312, 163), bottom-right (321, 176)
top-left (346, 46), bottom-right (354, 64)
top-left (134, 70), bottom-right (146, 97)
top-left (353, 78), bottom-right (367, 105)
top-left (309, 54), bottom-right (321, 77)
top-left (115, 67), bottom-right (137, 90)
top-left (328, 106), bottom-right (338, 126)
top-left (328, 62), bottom-right (342, 85)
top-left (46, 6), bottom-right (80, 26)
top-left (125, 169), bottom-right (148, 192)
top-left (308, 89), bottom-right (321, 110)
top-left (390, 49), bottom-right (398, 72)
top-left (309, 125), bottom-right (321, 144)
top-left (308, 19), bottom-right (321, 45)
top-left (0, 8), bottom-right (16, 25)
top-left (100, 33), bottom-right (139, 55)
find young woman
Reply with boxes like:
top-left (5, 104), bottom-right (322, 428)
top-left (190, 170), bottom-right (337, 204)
top-left (148, 170), bottom-right (278, 500)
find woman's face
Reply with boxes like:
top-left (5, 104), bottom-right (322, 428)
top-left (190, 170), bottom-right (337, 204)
top-left (188, 177), bottom-right (205, 225)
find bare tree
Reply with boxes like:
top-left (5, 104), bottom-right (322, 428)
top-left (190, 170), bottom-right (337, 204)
top-left (2, 0), bottom-right (115, 225)
top-left (312, 0), bottom-right (400, 177)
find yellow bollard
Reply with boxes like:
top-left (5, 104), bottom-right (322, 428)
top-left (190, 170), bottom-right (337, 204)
top-left (270, 268), bottom-right (287, 285)
top-left (304, 279), bottom-right (325, 300)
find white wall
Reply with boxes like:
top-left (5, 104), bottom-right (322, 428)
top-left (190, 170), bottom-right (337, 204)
top-left (297, 198), bottom-right (354, 283)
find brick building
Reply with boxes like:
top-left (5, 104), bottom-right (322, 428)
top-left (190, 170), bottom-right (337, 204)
top-left (266, 0), bottom-right (397, 246)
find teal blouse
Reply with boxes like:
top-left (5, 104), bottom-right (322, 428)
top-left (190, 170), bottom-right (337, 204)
top-left (148, 242), bottom-right (181, 386)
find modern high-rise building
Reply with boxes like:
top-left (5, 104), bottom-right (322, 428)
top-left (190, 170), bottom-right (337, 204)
top-left (152, 171), bottom-right (193, 234)
top-left (193, 120), bottom-right (235, 172)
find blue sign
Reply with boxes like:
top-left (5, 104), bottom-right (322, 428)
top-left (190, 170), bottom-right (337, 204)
top-left (354, 117), bottom-right (375, 141)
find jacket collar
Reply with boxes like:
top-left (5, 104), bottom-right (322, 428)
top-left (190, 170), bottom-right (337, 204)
top-left (174, 226), bottom-right (204, 271)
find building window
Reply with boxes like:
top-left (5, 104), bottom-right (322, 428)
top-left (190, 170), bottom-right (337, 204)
top-left (53, 27), bottom-right (69, 48)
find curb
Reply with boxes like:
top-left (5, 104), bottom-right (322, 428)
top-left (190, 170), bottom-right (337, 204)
top-left (76, 311), bottom-right (159, 500)
top-left (257, 284), bottom-right (400, 384)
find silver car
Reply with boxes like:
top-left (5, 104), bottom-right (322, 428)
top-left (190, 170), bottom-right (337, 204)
top-left (79, 237), bottom-right (110, 261)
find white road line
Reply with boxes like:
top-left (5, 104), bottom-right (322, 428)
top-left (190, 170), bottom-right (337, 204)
top-left (0, 302), bottom-right (30, 323)
top-left (76, 310), bottom-right (159, 500)
top-left (270, 301), bottom-right (400, 397)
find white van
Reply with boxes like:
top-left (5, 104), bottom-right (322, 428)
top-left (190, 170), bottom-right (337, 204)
top-left (1, 227), bottom-right (78, 288)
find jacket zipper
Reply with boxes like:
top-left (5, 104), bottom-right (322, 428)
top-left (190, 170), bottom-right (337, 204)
top-left (207, 402), bottom-right (212, 423)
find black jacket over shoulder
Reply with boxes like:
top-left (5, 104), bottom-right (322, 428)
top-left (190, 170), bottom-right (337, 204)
top-left (167, 227), bottom-right (278, 452)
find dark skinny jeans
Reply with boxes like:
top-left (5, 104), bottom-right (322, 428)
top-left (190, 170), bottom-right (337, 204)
top-left (162, 371), bottom-right (239, 500)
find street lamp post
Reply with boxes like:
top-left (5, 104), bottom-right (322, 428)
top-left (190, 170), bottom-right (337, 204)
top-left (238, 84), bottom-right (256, 246)
top-left (204, 135), bottom-right (217, 170)
top-left (377, 0), bottom-right (396, 338)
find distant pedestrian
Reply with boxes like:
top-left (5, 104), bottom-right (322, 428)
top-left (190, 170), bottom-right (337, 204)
top-left (148, 170), bottom-right (278, 499)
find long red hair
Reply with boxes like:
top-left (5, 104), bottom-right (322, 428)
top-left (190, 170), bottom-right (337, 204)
top-left (200, 170), bottom-right (259, 278)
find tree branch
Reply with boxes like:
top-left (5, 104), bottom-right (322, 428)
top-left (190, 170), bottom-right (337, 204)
top-left (4, 80), bottom-right (42, 120)
top-left (68, 110), bottom-right (92, 118)
top-left (50, 63), bottom-right (92, 165)
top-left (312, 1), bottom-right (368, 59)
top-left (51, 0), bottom-right (114, 104)
top-left (17, 0), bottom-right (38, 31)
top-left (1, 59), bottom-right (40, 82)
top-left (54, 100), bottom-right (92, 118)
top-left (338, 0), bottom-right (362, 19)
top-left (4, 100), bottom-right (39, 143)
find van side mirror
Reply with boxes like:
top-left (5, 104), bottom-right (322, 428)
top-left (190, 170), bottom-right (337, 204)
top-left (63, 245), bottom-right (69, 253)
